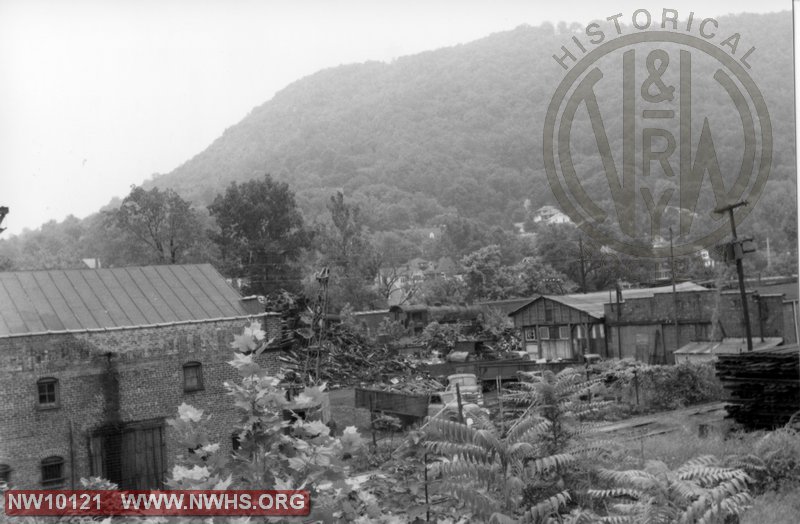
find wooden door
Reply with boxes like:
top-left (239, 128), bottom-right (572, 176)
top-left (90, 421), bottom-right (165, 489)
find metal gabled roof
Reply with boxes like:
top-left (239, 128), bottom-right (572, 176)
top-left (508, 282), bottom-right (708, 319)
top-left (0, 264), bottom-right (252, 338)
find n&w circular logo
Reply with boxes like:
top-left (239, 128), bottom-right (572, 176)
top-left (543, 9), bottom-right (772, 257)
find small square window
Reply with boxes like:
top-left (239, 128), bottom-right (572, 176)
top-left (539, 327), bottom-right (550, 340)
top-left (525, 328), bottom-right (537, 341)
top-left (559, 326), bottom-right (571, 340)
top-left (37, 378), bottom-right (59, 409)
top-left (41, 456), bottom-right (64, 486)
top-left (183, 362), bottom-right (204, 392)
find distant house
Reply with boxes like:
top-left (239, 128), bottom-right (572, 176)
top-left (379, 258), bottom-right (455, 306)
top-left (531, 205), bottom-right (571, 226)
top-left (0, 264), bottom-right (281, 489)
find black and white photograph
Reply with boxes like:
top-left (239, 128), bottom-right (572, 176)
top-left (1, 1), bottom-right (798, 522)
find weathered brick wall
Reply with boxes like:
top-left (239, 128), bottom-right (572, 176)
top-left (0, 314), bottom-right (283, 489)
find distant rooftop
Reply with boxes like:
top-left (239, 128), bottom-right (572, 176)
top-left (509, 282), bottom-right (708, 319)
top-left (0, 264), bottom-right (255, 338)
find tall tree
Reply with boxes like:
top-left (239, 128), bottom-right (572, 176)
top-left (315, 192), bottom-right (381, 311)
top-left (113, 186), bottom-right (204, 264)
top-left (208, 175), bottom-right (310, 295)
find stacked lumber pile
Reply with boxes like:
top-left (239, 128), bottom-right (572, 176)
top-left (716, 348), bottom-right (800, 429)
top-left (279, 324), bottom-right (417, 387)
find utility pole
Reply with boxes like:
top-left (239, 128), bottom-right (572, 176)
top-left (670, 227), bottom-right (679, 359)
top-left (0, 206), bottom-right (8, 235)
top-left (714, 201), bottom-right (754, 352)
top-left (578, 235), bottom-right (587, 293)
top-left (766, 237), bottom-right (772, 270)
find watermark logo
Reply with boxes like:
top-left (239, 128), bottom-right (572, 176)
top-left (544, 9), bottom-right (772, 257)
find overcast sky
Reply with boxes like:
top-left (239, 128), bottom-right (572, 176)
top-left (0, 0), bottom-right (792, 235)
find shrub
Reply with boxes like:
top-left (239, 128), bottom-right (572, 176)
top-left (597, 359), bottom-right (725, 412)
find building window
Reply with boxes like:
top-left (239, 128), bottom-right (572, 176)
top-left (559, 326), bottom-right (571, 340)
top-left (539, 327), bottom-right (550, 340)
top-left (545, 302), bottom-right (554, 322)
top-left (41, 456), bottom-right (64, 486)
top-left (0, 464), bottom-right (10, 484)
top-left (525, 328), bottom-right (537, 341)
top-left (37, 378), bottom-right (59, 409)
top-left (183, 362), bottom-right (204, 392)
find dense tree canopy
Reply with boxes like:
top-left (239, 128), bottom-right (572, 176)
top-left (112, 186), bottom-right (205, 264)
top-left (208, 175), bottom-right (311, 295)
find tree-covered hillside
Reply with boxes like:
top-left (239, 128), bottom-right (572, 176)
top-left (1, 12), bottom-right (795, 291)
top-left (142, 12), bottom-right (795, 245)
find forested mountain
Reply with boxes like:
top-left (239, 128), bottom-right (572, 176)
top-left (1, 11), bottom-right (796, 297)
top-left (140, 12), bottom-right (795, 240)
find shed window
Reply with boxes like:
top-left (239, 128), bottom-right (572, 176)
top-left (525, 328), bottom-right (537, 341)
top-left (183, 362), bottom-right (204, 392)
top-left (539, 327), bottom-right (550, 340)
top-left (37, 378), bottom-right (59, 408)
top-left (41, 456), bottom-right (64, 486)
top-left (559, 326), bottom-right (571, 340)
top-left (0, 464), bottom-right (10, 484)
top-left (545, 302), bottom-right (554, 322)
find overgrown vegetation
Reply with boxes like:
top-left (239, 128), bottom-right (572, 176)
top-left (3, 325), bottom-right (799, 522)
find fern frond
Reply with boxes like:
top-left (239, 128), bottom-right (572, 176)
top-left (506, 414), bottom-right (548, 444)
top-left (518, 490), bottom-right (571, 523)
top-left (423, 440), bottom-right (490, 462)
top-left (425, 417), bottom-right (478, 446)
top-left (642, 503), bottom-right (677, 524)
top-left (670, 479), bottom-right (707, 501)
top-left (431, 456), bottom-right (499, 482)
top-left (598, 468), bottom-right (660, 491)
top-left (474, 428), bottom-right (503, 454)
top-left (719, 492), bottom-right (753, 515)
top-left (677, 466), bottom-right (750, 485)
top-left (588, 488), bottom-right (643, 500)
top-left (510, 421), bottom-right (553, 447)
top-left (723, 453), bottom-right (766, 473)
top-left (528, 453), bottom-right (577, 476)
top-left (437, 481), bottom-right (499, 517)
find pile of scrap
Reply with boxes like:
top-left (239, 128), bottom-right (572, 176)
top-left (716, 346), bottom-right (800, 429)
top-left (279, 324), bottom-right (416, 387)
top-left (363, 376), bottom-right (444, 394)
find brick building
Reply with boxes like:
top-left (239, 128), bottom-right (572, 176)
top-left (0, 264), bottom-right (282, 489)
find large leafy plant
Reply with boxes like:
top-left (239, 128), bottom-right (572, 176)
top-left (587, 455), bottom-right (753, 523)
top-left (165, 322), bottom-right (384, 523)
top-left (423, 368), bottom-right (615, 522)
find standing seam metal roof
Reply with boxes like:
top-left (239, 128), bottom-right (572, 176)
top-left (0, 264), bottom-right (252, 337)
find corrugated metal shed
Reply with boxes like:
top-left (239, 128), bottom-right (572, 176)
top-left (509, 282), bottom-right (707, 319)
top-left (0, 264), bottom-right (253, 337)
